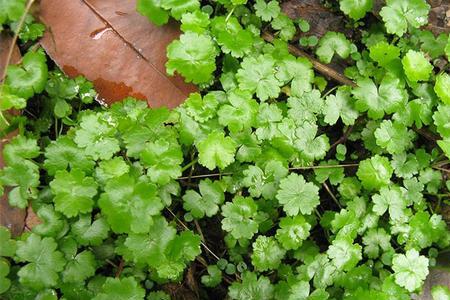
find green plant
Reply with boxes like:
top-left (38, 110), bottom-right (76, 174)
top-left (1, 0), bottom-right (450, 298)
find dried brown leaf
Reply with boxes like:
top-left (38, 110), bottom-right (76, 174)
top-left (0, 33), bottom-right (25, 237)
top-left (40, 0), bottom-right (196, 108)
top-left (0, 33), bottom-right (21, 77)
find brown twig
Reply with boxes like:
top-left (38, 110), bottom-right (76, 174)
top-left (262, 31), bottom-right (357, 88)
top-left (0, 0), bottom-right (36, 82)
top-left (330, 125), bottom-right (354, 149)
top-left (166, 208), bottom-right (221, 261)
top-left (106, 259), bottom-right (118, 268)
top-left (166, 209), bottom-right (241, 283)
top-left (177, 164), bottom-right (360, 181)
top-left (414, 127), bottom-right (439, 143)
top-left (115, 259), bottom-right (125, 278)
top-left (194, 220), bottom-right (207, 245)
top-left (289, 163), bottom-right (359, 170)
top-left (177, 172), bottom-right (233, 180)
top-left (433, 166), bottom-right (450, 174)
top-left (434, 160), bottom-right (450, 168)
top-left (323, 182), bottom-right (342, 209)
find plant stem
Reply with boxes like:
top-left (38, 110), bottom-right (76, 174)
top-left (181, 159), bottom-right (198, 172)
top-left (323, 182), bottom-right (341, 209)
top-left (225, 6), bottom-right (235, 22)
top-left (0, 0), bottom-right (36, 82)
top-left (177, 163), bottom-right (360, 180)
top-left (289, 163), bottom-right (359, 170)
top-left (433, 166), bottom-right (450, 174)
top-left (166, 208), bottom-right (221, 261)
top-left (178, 172), bottom-right (232, 180)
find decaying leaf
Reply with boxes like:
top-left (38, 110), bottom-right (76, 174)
top-left (0, 33), bottom-right (21, 77)
top-left (0, 33), bottom-right (26, 237)
top-left (40, 0), bottom-right (196, 108)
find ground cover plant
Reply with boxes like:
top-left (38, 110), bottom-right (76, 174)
top-left (1, 0), bottom-right (450, 299)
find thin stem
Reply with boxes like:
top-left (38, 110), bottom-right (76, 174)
top-left (414, 127), bottom-right (439, 143)
top-left (433, 160), bottom-right (450, 168)
top-left (194, 220), bottom-right (207, 246)
top-left (0, 0), bottom-right (36, 82)
top-left (323, 182), bottom-right (341, 209)
top-left (177, 172), bottom-right (232, 181)
top-left (435, 196), bottom-right (442, 214)
top-left (314, 209), bottom-right (322, 219)
top-left (23, 109), bottom-right (38, 119)
top-left (54, 117), bottom-right (58, 138)
top-left (0, 111), bottom-right (9, 127)
top-left (433, 166), bottom-right (450, 174)
top-left (225, 6), bottom-right (236, 22)
top-left (166, 208), bottom-right (221, 261)
top-left (105, 259), bottom-right (118, 269)
top-left (330, 125), bottom-right (355, 149)
top-left (438, 248), bottom-right (450, 255)
top-left (289, 163), bottom-right (359, 170)
top-left (177, 164), bottom-right (360, 180)
top-left (322, 86), bottom-right (338, 98)
top-left (195, 256), bottom-right (235, 284)
top-left (59, 119), bottom-right (64, 136)
top-left (424, 193), bottom-right (450, 197)
top-left (181, 159), bottom-right (198, 172)
top-left (115, 259), bottom-right (125, 278)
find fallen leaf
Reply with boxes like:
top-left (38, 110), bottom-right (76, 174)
top-left (0, 130), bottom-right (27, 237)
top-left (40, 0), bottom-right (196, 108)
top-left (0, 33), bottom-right (26, 237)
top-left (24, 206), bottom-right (41, 231)
top-left (0, 33), bottom-right (21, 77)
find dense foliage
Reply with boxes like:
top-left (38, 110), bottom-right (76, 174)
top-left (1, 0), bottom-right (450, 299)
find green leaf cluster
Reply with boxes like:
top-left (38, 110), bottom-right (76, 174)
top-left (1, 0), bottom-right (450, 298)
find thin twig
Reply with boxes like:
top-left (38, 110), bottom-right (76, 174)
top-left (166, 208), bottom-right (241, 282)
top-left (177, 164), bottom-right (360, 180)
top-left (195, 256), bottom-right (235, 285)
top-left (225, 6), bottom-right (235, 22)
top-left (433, 166), bottom-right (450, 174)
top-left (314, 208), bottom-right (322, 219)
top-left (323, 182), bottom-right (341, 209)
top-left (166, 208), bottom-right (221, 261)
top-left (177, 172), bottom-right (233, 180)
top-left (289, 163), bottom-right (359, 170)
top-left (330, 126), bottom-right (354, 149)
top-left (414, 127), bottom-right (439, 143)
top-left (262, 31), bottom-right (357, 87)
top-left (115, 259), bottom-right (125, 278)
top-left (106, 259), bottom-right (119, 269)
top-left (1, 0), bottom-right (36, 82)
top-left (181, 159), bottom-right (198, 172)
top-left (434, 160), bottom-right (450, 168)
top-left (194, 220), bottom-right (207, 245)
